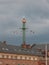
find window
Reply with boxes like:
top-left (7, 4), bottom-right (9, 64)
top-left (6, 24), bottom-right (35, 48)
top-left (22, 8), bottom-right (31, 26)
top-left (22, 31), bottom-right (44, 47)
top-left (35, 58), bottom-right (37, 60)
top-left (4, 55), bottom-right (9, 59)
top-left (29, 57), bottom-right (31, 60)
top-left (22, 56), bottom-right (25, 60)
top-left (2, 48), bottom-right (9, 51)
top-left (25, 57), bottom-right (27, 60)
top-left (6, 55), bottom-right (9, 58)
top-left (31, 57), bottom-right (33, 60)
top-left (27, 57), bottom-right (29, 60)
top-left (15, 56), bottom-right (17, 59)
top-left (0, 55), bottom-right (2, 58)
top-left (11, 56), bottom-right (13, 59)
top-left (2, 55), bottom-right (4, 58)
top-left (5, 48), bottom-right (9, 51)
top-left (0, 55), bottom-right (8, 59)
top-left (17, 56), bottom-right (20, 59)
top-left (12, 56), bottom-right (17, 59)
top-left (2, 48), bottom-right (5, 50)
top-left (4, 55), bottom-right (7, 58)
top-left (8, 56), bottom-right (12, 59)
top-left (20, 56), bottom-right (22, 59)
top-left (18, 49), bottom-right (21, 51)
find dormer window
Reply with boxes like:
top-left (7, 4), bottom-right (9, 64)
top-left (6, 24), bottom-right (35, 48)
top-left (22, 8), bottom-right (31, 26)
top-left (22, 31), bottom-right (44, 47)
top-left (18, 49), bottom-right (21, 51)
top-left (2, 48), bottom-right (9, 51)
top-left (2, 48), bottom-right (5, 50)
top-left (5, 48), bottom-right (9, 51)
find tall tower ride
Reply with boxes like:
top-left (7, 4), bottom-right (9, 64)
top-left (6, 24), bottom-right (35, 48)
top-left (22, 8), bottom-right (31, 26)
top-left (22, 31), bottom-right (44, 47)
top-left (21, 18), bottom-right (26, 44)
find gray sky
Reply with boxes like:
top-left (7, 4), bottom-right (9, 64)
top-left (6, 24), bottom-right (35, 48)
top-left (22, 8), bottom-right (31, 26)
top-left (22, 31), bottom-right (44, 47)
top-left (0, 0), bottom-right (49, 45)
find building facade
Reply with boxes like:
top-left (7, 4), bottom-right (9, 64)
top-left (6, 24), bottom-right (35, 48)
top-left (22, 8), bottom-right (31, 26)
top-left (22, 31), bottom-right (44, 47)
top-left (0, 41), bottom-right (49, 65)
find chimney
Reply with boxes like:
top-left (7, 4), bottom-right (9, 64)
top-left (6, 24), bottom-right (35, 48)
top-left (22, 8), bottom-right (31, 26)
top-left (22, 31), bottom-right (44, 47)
top-left (21, 43), bottom-right (26, 48)
top-left (21, 43), bottom-right (32, 49)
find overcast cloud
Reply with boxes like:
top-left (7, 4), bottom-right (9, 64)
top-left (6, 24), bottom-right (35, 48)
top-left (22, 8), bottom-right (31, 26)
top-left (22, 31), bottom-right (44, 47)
top-left (0, 0), bottom-right (49, 45)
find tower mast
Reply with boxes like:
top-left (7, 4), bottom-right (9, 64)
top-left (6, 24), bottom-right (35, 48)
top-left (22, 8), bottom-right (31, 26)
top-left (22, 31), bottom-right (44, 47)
top-left (22, 18), bottom-right (26, 44)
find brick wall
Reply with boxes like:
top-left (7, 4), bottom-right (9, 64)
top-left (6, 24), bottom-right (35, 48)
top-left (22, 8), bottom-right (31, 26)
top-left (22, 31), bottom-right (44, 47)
top-left (0, 58), bottom-right (39, 65)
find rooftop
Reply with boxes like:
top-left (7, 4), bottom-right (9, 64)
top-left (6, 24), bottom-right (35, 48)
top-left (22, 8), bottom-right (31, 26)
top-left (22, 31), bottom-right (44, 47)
top-left (0, 41), bottom-right (49, 57)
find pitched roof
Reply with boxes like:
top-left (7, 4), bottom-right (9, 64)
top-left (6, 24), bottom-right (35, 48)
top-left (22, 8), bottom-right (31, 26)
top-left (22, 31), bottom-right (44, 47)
top-left (0, 42), bottom-right (49, 57)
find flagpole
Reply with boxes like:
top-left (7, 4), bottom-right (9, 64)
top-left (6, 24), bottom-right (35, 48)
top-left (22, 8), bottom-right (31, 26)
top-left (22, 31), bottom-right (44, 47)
top-left (45, 44), bottom-right (47, 65)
